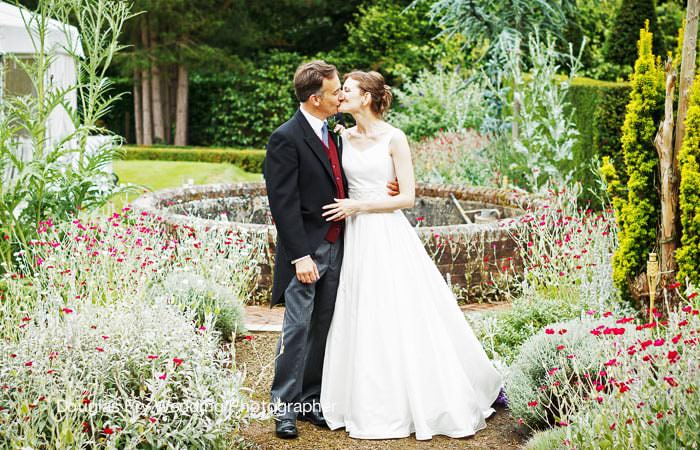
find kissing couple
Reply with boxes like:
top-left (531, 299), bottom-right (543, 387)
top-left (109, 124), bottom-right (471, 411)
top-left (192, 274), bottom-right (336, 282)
top-left (263, 60), bottom-right (502, 441)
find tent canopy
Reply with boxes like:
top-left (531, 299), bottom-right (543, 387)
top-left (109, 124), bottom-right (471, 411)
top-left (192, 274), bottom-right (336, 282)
top-left (0, 2), bottom-right (82, 56)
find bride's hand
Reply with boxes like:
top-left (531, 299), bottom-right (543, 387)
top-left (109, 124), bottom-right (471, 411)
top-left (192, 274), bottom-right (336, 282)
top-left (322, 198), bottom-right (361, 221)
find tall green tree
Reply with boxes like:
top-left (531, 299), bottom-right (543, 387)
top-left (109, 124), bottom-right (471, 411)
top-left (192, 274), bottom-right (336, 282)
top-left (603, 0), bottom-right (665, 69)
top-left (603, 22), bottom-right (664, 303)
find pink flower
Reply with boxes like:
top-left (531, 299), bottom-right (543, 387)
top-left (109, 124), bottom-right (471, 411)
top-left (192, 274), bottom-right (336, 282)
top-left (61, 308), bottom-right (73, 314)
top-left (158, 373), bottom-right (167, 380)
top-left (147, 355), bottom-right (159, 360)
top-left (654, 338), bottom-right (665, 347)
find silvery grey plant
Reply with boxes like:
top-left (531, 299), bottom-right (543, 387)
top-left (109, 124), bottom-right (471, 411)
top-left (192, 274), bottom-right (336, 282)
top-left (0, 0), bottom-right (136, 271)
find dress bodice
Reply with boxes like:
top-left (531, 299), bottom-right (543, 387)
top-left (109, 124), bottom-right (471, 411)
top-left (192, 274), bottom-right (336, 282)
top-left (341, 127), bottom-right (396, 201)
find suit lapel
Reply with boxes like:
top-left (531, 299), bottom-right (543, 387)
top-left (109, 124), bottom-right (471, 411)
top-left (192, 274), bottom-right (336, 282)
top-left (294, 109), bottom-right (335, 182)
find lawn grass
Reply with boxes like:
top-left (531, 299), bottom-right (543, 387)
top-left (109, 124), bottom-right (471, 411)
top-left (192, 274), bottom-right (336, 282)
top-left (107, 160), bottom-right (263, 211)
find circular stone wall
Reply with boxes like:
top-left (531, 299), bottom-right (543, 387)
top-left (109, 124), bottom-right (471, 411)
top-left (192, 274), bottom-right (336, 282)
top-left (132, 182), bottom-right (537, 303)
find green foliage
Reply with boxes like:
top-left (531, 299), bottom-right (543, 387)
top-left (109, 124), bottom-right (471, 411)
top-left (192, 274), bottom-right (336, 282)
top-left (566, 77), bottom-right (631, 199)
top-left (607, 22), bottom-right (664, 302)
top-left (411, 131), bottom-right (492, 185)
top-left (506, 318), bottom-right (610, 429)
top-left (203, 51), bottom-right (302, 148)
top-left (524, 428), bottom-right (566, 450)
top-left (335, 0), bottom-right (462, 86)
top-left (387, 67), bottom-right (485, 140)
top-left (603, 0), bottom-right (664, 70)
top-left (162, 272), bottom-right (247, 342)
top-left (656, 0), bottom-right (686, 57)
top-left (124, 146), bottom-right (266, 173)
top-left (677, 77), bottom-right (700, 288)
top-left (0, 0), bottom-right (136, 272)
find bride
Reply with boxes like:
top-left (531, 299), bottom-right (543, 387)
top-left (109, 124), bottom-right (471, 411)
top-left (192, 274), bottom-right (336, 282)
top-left (319, 70), bottom-right (503, 441)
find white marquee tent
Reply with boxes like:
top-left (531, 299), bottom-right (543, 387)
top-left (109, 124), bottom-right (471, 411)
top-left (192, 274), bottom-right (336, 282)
top-left (1, 1), bottom-right (88, 183)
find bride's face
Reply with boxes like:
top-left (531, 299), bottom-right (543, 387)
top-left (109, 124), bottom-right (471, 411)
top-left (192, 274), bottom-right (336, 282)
top-left (339, 78), bottom-right (369, 114)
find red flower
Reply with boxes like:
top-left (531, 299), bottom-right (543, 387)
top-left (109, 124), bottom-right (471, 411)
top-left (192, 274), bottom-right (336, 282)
top-left (619, 384), bottom-right (630, 393)
top-left (683, 305), bottom-right (693, 313)
top-left (149, 416), bottom-right (157, 423)
top-left (545, 328), bottom-right (555, 335)
top-left (82, 397), bottom-right (91, 405)
top-left (558, 329), bottom-right (567, 335)
top-left (604, 358), bottom-right (617, 367)
top-left (244, 335), bottom-right (255, 341)
top-left (556, 345), bottom-right (566, 351)
top-left (102, 426), bottom-right (114, 435)
top-left (158, 373), bottom-right (167, 380)
top-left (672, 334), bottom-right (682, 344)
top-left (61, 308), bottom-right (73, 314)
top-left (527, 400), bottom-right (538, 407)
top-left (664, 376), bottom-right (678, 387)
top-left (654, 338), bottom-right (665, 347)
top-left (689, 292), bottom-right (698, 299)
top-left (173, 358), bottom-right (184, 366)
top-left (668, 282), bottom-right (681, 290)
top-left (610, 422), bottom-right (616, 430)
top-left (95, 347), bottom-right (104, 352)
top-left (603, 312), bottom-right (613, 317)
top-left (24, 361), bottom-right (33, 367)
top-left (616, 317), bottom-right (634, 324)
top-left (147, 355), bottom-right (159, 360)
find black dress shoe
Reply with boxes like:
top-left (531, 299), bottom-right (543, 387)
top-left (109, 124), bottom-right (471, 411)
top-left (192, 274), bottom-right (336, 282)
top-left (299, 409), bottom-right (328, 428)
top-left (275, 418), bottom-right (298, 439)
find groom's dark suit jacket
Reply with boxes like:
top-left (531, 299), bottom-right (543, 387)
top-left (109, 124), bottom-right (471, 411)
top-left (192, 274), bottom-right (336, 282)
top-left (264, 109), bottom-right (348, 307)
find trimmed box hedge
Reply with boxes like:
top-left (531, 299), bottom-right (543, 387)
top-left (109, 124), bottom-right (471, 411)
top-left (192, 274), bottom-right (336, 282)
top-left (124, 146), bottom-right (266, 174)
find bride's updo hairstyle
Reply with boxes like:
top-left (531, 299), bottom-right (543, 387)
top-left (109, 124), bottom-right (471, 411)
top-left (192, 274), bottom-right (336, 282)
top-left (344, 70), bottom-right (392, 116)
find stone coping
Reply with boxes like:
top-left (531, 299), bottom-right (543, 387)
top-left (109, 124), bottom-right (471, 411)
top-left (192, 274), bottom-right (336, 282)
top-left (130, 182), bottom-right (540, 239)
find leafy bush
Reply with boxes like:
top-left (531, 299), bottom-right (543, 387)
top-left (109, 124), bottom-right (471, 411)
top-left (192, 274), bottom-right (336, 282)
top-left (469, 188), bottom-right (627, 364)
top-left (0, 210), bottom-right (265, 341)
top-left (388, 68), bottom-right (485, 141)
top-left (506, 317), bottom-right (612, 429)
top-left (410, 131), bottom-right (492, 186)
top-left (124, 146), bottom-right (265, 173)
top-left (524, 428), bottom-right (566, 450)
top-left (603, 0), bottom-right (664, 69)
top-left (0, 297), bottom-right (248, 448)
top-left (488, 32), bottom-right (582, 192)
top-left (677, 76), bottom-right (700, 288)
top-left (336, 0), bottom-right (463, 87)
top-left (548, 300), bottom-right (700, 449)
top-left (605, 22), bottom-right (664, 303)
top-left (566, 77), bottom-right (630, 169)
top-left (161, 271), bottom-right (247, 342)
top-left (0, 0), bottom-right (135, 272)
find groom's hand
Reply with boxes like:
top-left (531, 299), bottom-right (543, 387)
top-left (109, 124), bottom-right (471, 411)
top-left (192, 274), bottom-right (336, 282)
top-left (295, 257), bottom-right (320, 284)
top-left (387, 178), bottom-right (400, 196)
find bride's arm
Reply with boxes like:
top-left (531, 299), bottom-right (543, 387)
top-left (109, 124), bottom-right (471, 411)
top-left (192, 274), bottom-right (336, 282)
top-left (322, 130), bottom-right (415, 221)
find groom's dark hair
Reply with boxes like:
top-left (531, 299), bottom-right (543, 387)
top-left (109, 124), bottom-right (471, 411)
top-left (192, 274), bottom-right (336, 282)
top-left (294, 60), bottom-right (338, 102)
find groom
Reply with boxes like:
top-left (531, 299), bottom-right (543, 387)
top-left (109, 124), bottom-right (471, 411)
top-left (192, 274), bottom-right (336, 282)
top-left (264, 60), bottom-right (347, 439)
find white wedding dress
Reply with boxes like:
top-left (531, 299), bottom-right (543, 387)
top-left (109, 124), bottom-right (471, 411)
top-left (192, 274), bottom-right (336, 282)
top-left (320, 126), bottom-right (503, 440)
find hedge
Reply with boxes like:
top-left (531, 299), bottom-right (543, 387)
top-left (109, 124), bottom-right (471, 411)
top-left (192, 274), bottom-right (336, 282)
top-left (565, 76), bottom-right (631, 200)
top-left (123, 146), bottom-right (266, 174)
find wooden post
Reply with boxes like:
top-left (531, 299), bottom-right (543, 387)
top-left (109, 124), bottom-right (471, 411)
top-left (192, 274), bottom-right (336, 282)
top-left (654, 59), bottom-right (677, 276)
top-left (675, 0), bottom-right (699, 156)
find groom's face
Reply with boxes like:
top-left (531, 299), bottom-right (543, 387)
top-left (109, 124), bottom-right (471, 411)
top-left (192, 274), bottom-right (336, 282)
top-left (315, 75), bottom-right (342, 118)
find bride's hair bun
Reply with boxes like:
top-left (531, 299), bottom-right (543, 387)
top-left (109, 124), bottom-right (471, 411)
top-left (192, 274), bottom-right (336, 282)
top-left (344, 70), bottom-right (393, 116)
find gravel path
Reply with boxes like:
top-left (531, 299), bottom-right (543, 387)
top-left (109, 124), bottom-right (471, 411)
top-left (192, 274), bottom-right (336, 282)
top-left (234, 331), bottom-right (527, 449)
